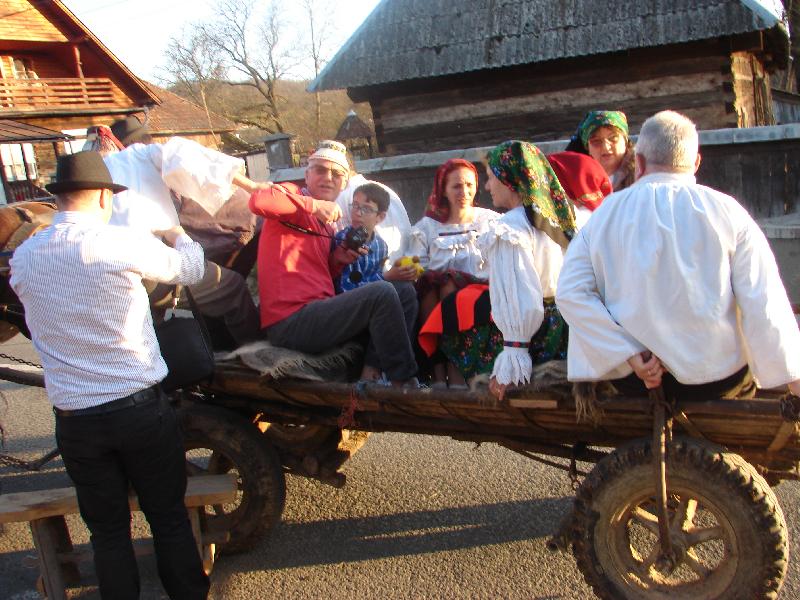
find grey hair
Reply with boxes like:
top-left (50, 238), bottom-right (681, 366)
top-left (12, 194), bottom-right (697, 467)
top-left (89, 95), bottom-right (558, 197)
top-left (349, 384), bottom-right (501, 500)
top-left (635, 111), bottom-right (698, 171)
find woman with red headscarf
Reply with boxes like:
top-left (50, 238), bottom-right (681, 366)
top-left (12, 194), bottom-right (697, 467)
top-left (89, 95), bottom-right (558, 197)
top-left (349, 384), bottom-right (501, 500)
top-left (418, 145), bottom-right (610, 398)
top-left (407, 158), bottom-right (499, 387)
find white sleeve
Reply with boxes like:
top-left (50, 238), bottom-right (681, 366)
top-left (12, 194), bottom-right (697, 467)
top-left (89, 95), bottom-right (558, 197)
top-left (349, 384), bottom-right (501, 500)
top-left (406, 222), bottom-right (431, 267)
top-left (731, 218), bottom-right (800, 388)
top-left (112, 230), bottom-right (205, 286)
top-left (556, 230), bottom-right (645, 381)
top-left (380, 186), bottom-right (412, 267)
top-left (158, 138), bottom-right (244, 217)
top-left (482, 224), bottom-right (543, 386)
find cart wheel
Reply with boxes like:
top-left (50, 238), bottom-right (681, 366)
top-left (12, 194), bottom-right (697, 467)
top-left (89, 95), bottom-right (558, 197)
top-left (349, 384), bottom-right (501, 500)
top-left (179, 405), bottom-right (286, 554)
top-left (258, 421), bottom-right (339, 451)
top-left (572, 438), bottom-right (787, 600)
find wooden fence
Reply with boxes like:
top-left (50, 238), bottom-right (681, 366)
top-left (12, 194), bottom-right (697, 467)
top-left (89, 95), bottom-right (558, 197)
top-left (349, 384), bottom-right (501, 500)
top-left (0, 78), bottom-right (116, 110)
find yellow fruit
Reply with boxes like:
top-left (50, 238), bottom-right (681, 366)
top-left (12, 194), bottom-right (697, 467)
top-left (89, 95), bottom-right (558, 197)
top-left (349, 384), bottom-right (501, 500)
top-left (397, 255), bottom-right (424, 277)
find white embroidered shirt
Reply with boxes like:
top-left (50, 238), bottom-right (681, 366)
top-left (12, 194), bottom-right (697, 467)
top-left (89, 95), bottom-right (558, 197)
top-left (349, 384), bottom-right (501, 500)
top-left (556, 172), bottom-right (800, 387)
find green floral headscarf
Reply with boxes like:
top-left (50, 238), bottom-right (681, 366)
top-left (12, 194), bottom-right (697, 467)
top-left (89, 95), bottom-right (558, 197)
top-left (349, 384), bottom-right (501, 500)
top-left (577, 111), bottom-right (629, 148)
top-left (487, 141), bottom-right (576, 250)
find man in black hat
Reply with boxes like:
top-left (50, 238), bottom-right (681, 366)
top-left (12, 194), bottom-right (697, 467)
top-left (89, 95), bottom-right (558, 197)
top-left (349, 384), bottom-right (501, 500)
top-left (10, 151), bottom-right (210, 599)
top-left (107, 116), bottom-right (260, 348)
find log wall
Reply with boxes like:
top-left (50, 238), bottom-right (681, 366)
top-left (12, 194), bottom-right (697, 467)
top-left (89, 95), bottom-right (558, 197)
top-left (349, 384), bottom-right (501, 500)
top-left (361, 42), bottom-right (774, 156)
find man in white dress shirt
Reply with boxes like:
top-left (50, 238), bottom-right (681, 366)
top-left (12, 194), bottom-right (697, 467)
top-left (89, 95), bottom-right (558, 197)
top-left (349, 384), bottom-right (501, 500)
top-left (10, 152), bottom-right (209, 599)
top-left (556, 111), bottom-right (800, 399)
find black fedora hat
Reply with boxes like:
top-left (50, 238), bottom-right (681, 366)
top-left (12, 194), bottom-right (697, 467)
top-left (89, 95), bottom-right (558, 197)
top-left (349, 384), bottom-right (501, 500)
top-left (110, 116), bottom-right (149, 147)
top-left (45, 151), bottom-right (127, 195)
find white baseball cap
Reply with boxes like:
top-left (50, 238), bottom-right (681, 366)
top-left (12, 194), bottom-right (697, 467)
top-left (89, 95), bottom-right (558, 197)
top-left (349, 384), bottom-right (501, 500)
top-left (308, 140), bottom-right (350, 173)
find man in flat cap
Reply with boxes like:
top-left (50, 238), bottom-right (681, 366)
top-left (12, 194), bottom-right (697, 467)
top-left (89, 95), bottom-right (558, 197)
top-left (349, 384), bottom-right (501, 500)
top-left (10, 151), bottom-right (209, 599)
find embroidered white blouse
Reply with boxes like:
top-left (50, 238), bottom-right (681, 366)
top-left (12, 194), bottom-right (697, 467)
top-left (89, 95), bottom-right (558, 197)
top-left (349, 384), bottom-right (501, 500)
top-left (556, 172), bottom-right (800, 388)
top-left (407, 207), bottom-right (499, 278)
top-left (479, 206), bottom-right (565, 386)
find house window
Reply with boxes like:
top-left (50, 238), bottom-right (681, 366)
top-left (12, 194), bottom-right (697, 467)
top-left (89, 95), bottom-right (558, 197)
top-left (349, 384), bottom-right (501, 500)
top-left (0, 143), bottom-right (37, 182)
top-left (62, 128), bottom-right (88, 154)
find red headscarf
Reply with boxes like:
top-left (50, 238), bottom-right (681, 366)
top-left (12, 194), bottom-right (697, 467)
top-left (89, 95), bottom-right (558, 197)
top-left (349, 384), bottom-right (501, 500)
top-left (424, 159), bottom-right (479, 222)
top-left (546, 151), bottom-right (612, 212)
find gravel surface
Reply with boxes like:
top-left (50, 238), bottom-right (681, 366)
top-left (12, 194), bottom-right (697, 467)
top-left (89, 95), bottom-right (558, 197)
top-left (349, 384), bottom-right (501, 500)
top-left (1, 335), bottom-right (799, 599)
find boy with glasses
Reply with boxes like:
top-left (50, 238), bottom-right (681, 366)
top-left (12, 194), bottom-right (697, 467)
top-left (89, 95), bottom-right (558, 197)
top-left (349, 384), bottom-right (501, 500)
top-left (334, 182), bottom-right (391, 293)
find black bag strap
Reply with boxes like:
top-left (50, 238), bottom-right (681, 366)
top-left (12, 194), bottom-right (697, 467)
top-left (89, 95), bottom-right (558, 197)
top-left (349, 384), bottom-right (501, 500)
top-left (170, 285), bottom-right (213, 350)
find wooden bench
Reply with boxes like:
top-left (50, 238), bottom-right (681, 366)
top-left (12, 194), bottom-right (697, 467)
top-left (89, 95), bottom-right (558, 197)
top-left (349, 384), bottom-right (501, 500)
top-left (0, 474), bottom-right (237, 600)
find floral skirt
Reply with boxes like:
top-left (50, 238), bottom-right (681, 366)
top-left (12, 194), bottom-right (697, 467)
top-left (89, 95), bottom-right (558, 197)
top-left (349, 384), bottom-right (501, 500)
top-left (438, 295), bottom-right (568, 382)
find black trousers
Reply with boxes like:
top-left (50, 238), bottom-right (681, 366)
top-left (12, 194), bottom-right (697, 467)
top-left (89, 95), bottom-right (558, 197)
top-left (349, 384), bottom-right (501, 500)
top-left (54, 390), bottom-right (209, 600)
top-left (612, 364), bottom-right (757, 401)
top-left (266, 280), bottom-right (418, 381)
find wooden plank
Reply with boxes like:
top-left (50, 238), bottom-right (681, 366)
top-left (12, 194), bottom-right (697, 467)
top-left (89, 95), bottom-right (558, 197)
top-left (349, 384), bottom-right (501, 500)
top-left (508, 398), bottom-right (560, 410)
top-left (380, 71), bottom-right (728, 130)
top-left (29, 517), bottom-right (68, 600)
top-left (0, 475), bottom-right (237, 524)
top-left (379, 95), bottom-right (731, 155)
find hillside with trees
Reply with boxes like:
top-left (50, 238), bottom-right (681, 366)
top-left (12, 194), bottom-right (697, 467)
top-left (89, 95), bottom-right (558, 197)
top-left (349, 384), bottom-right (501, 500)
top-left (160, 0), bottom-right (375, 155)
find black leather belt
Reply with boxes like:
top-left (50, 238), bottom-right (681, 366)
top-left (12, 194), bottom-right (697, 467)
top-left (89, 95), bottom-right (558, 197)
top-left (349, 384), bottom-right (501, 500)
top-left (53, 384), bottom-right (163, 418)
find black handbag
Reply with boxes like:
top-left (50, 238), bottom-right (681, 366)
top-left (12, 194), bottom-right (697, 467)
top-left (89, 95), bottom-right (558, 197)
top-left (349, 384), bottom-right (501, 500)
top-left (155, 286), bottom-right (215, 392)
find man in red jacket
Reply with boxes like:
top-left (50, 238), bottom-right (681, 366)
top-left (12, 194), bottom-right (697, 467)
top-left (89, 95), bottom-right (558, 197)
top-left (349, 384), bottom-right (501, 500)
top-left (249, 141), bottom-right (418, 384)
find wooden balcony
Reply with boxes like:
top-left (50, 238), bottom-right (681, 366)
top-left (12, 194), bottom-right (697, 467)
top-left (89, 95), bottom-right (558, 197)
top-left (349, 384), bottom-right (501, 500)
top-left (0, 77), bottom-right (117, 111)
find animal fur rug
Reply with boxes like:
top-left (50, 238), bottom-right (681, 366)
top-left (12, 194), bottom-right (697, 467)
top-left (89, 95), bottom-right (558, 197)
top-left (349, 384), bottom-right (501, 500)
top-left (218, 340), bottom-right (363, 382)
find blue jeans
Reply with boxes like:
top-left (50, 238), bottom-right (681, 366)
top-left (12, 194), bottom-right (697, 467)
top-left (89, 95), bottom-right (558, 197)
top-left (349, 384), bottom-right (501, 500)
top-left (55, 390), bottom-right (208, 600)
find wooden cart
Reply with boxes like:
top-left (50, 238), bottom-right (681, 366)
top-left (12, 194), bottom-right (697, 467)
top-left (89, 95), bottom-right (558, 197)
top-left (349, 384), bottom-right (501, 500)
top-left (174, 362), bottom-right (800, 600)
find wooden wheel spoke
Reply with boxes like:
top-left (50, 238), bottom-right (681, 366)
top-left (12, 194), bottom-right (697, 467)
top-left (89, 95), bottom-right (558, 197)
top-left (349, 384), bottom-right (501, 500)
top-left (684, 548), bottom-right (712, 578)
top-left (631, 506), bottom-right (660, 535)
top-left (686, 525), bottom-right (725, 546)
top-left (672, 496), bottom-right (698, 530)
top-left (640, 543), bottom-right (661, 571)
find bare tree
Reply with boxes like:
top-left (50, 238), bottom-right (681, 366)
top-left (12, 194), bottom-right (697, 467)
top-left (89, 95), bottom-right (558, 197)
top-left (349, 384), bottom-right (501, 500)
top-left (161, 28), bottom-right (226, 144)
top-left (162, 0), bottom-right (301, 134)
top-left (303, 0), bottom-right (335, 130)
top-left (200, 0), bottom-right (303, 133)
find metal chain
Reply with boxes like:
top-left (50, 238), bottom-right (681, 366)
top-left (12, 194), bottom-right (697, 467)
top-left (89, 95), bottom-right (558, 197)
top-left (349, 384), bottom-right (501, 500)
top-left (0, 352), bottom-right (42, 369)
top-left (0, 448), bottom-right (59, 472)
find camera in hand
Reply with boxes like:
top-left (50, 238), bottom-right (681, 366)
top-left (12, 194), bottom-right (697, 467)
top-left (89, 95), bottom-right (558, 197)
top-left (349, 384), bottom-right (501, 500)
top-left (342, 226), bottom-right (370, 251)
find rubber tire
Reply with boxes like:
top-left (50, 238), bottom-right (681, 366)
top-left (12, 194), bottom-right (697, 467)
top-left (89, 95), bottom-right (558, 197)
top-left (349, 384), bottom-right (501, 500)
top-left (178, 404), bottom-right (286, 554)
top-left (572, 437), bottom-right (788, 600)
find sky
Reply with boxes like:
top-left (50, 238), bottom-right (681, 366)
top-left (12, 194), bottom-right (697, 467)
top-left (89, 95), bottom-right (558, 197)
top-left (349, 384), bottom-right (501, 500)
top-left (60, 0), bottom-right (382, 83)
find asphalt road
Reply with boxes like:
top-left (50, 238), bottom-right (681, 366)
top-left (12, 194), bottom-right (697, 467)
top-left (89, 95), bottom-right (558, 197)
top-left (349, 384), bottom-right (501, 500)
top-left (2, 334), bottom-right (800, 599)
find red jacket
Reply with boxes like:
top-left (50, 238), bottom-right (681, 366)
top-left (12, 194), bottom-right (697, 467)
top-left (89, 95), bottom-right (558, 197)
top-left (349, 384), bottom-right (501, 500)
top-left (249, 183), bottom-right (335, 328)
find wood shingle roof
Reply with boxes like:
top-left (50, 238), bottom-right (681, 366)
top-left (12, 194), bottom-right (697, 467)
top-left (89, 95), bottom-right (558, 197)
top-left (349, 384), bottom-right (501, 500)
top-left (310, 0), bottom-right (788, 92)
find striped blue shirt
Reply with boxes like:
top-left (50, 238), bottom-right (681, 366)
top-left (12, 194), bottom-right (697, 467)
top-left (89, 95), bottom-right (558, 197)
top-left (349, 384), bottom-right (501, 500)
top-left (334, 227), bottom-right (388, 293)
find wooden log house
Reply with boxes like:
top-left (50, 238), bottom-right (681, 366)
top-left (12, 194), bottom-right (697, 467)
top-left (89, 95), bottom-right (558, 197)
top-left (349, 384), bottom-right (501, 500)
top-left (310, 0), bottom-right (793, 155)
top-left (0, 0), bottom-right (158, 201)
top-left (0, 1), bottom-right (237, 203)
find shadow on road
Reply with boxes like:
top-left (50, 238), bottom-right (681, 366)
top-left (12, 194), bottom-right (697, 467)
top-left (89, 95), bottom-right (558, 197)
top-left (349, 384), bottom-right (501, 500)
top-left (244, 496), bottom-right (572, 570)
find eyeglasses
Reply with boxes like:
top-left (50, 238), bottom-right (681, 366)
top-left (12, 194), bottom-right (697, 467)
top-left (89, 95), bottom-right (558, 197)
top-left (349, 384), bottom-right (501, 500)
top-left (310, 164), bottom-right (347, 180)
top-left (351, 202), bottom-right (379, 216)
